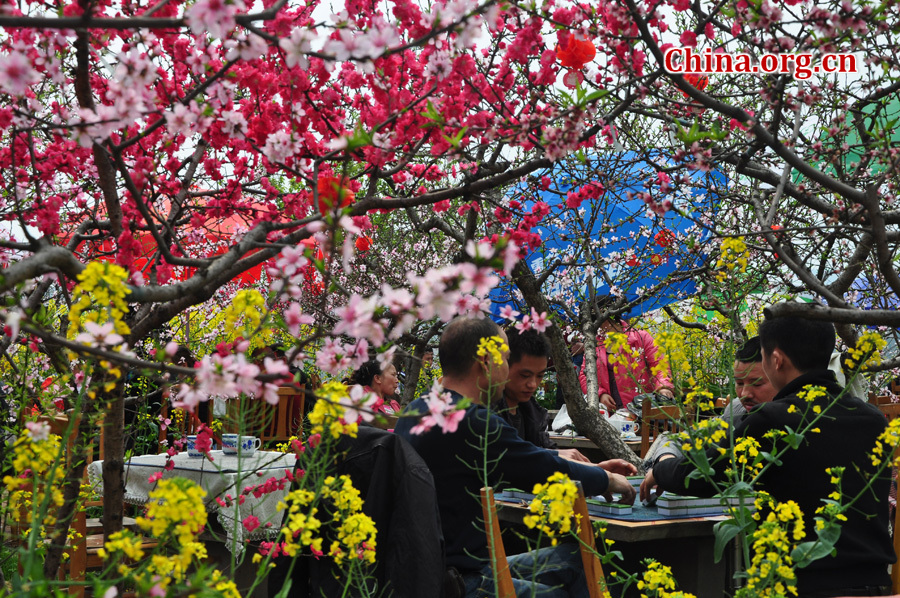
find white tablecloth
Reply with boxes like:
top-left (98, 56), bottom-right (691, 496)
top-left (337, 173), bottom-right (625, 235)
top-left (87, 450), bottom-right (296, 553)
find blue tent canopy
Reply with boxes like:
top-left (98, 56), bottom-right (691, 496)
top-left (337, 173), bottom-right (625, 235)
top-left (490, 152), bottom-right (727, 322)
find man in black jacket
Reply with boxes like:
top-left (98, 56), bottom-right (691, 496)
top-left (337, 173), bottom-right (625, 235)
top-left (397, 317), bottom-right (636, 598)
top-left (492, 328), bottom-right (590, 462)
top-left (641, 311), bottom-right (894, 596)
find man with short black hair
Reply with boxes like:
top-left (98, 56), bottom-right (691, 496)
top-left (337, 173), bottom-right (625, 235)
top-left (721, 336), bottom-right (778, 422)
top-left (493, 328), bottom-right (591, 462)
top-left (642, 310), bottom-right (894, 596)
top-left (397, 316), bottom-right (636, 598)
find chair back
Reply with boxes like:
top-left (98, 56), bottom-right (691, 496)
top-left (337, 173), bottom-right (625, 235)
top-left (572, 481), bottom-right (610, 598)
top-left (480, 487), bottom-right (517, 598)
top-left (640, 401), bottom-right (682, 459)
top-left (870, 394), bottom-right (896, 406)
top-left (222, 385), bottom-right (306, 443)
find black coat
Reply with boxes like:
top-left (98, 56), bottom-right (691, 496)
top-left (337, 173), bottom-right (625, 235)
top-left (492, 396), bottom-right (558, 450)
top-left (270, 426), bottom-right (446, 597)
top-left (654, 370), bottom-right (894, 593)
top-left (397, 390), bottom-right (609, 573)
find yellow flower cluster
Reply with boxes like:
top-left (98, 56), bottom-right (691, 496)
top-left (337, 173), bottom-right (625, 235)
top-left (322, 475), bottom-right (377, 565)
top-left (477, 335), bottom-right (509, 366)
top-left (210, 569), bottom-right (242, 598)
top-left (685, 389), bottom-right (716, 413)
top-left (654, 331), bottom-right (691, 379)
top-left (309, 382), bottom-right (359, 439)
top-left (605, 331), bottom-right (640, 378)
top-left (870, 418), bottom-right (900, 468)
top-left (523, 472), bottom-right (579, 546)
top-left (66, 261), bottom-right (131, 340)
top-left (730, 437), bottom-right (764, 481)
top-left (797, 385), bottom-right (828, 403)
top-left (275, 474), bottom-right (377, 567)
top-left (740, 498), bottom-right (804, 598)
top-left (715, 237), bottom-right (748, 282)
top-left (100, 478), bottom-right (214, 592)
top-left (844, 331), bottom-right (887, 371)
top-left (678, 418), bottom-right (729, 454)
top-left (637, 561), bottom-right (696, 598)
top-left (277, 487), bottom-right (323, 558)
top-left (136, 478), bottom-right (208, 545)
top-left (2, 429), bottom-right (64, 527)
top-left (223, 289), bottom-right (267, 335)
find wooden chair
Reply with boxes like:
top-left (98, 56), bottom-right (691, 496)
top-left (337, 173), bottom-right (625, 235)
top-left (26, 413), bottom-right (155, 597)
top-left (480, 487), bottom-right (516, 598)
top-left (571, 481), bottom-right (611, 598)
top-left (224, 385), bottom-right (305, 443)
top-left (481, 484), bottom-right (609, 598)
top-left (640, 401), bottom-right (683, 459)
top-left (870, 394), bottom-right (897, 406)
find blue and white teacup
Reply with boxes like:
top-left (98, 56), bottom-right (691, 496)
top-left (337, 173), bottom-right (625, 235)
top-left (239, 436), bottom-right (261, 455)
top-left (186, 435), bottom-right (203, 457)
top-left (222, 433), bottom-right (240, 455)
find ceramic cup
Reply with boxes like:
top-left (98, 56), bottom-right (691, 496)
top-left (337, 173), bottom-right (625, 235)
top-left (608, 416), bottom-right (636, 436)
top-left (239, 436), bottom-right (261, 455)
top-left (222, 433), bottom-right (240, 455)
top-left (186, 435), bottom-right (203, 457)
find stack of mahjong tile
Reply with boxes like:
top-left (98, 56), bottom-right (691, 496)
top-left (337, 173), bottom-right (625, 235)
top-left (656, 493), bottom-right (756, 517)
top-left (626, 476), bottom-right (644, 491)
top-left (494, 488), bottom-right (536, 502)
top-left (584, 497), bottom-right (633, 516)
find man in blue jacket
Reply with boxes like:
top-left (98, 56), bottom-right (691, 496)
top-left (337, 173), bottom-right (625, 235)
top-left (641, 311), bottom-right (894, 596)
top-left (396, 316), bottom-right (635, 598)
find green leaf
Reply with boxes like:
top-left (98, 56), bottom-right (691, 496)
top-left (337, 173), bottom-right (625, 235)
top-left (791, 524), bottom-right (842, 567)
top-left (582, 89), bottom-right (609, 105)
top-left (421, 100), bottom-right (445, 127)
top-left (713, 518), bottom-right (745, 562)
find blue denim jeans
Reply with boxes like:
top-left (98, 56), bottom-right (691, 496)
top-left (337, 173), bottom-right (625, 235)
top-left (463, 544), bottom-right (589, 598)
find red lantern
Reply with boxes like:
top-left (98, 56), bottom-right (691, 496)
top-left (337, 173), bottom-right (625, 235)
top-left (654, 229), bottom-right (675, 249)
top-left (626, 255), bottom-right (640, 267)
top-left (316, 176), bottom-right (354, 214)
top-left (355, 235), bottom-right (373, 252)
top-left (556, 36), bottom-right (596, 70)
top-left (679, 74), bottom-right (709, 99)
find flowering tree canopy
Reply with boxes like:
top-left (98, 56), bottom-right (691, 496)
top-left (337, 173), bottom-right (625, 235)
top-left (2, 0), bottom-right (900, 582)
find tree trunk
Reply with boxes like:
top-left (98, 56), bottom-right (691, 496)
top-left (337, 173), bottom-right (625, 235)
top-left (102, 380), bottom-right (125, 538)
top-left (402, 347), bottom-right (425, 405)
top-left (580, 313), bottom-right (600, 411)
top-left (511, 263), bottom-right (641, 467)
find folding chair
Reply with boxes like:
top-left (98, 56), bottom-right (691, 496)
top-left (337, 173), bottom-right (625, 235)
top-left (481, 484), bottom-right (609, 598)
top-left (640, 401), bottom-right (683, 459)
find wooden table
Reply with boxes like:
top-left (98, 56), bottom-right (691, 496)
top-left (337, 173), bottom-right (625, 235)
top-left (497, 498), bottom-right (735, 598)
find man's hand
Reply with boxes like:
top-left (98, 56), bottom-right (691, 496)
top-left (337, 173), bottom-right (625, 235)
top-left (599, 393), bottom-right (617, 411)
top-left (657, 388), bottom-right (675, 400)
top-left (557, 448), bottom-right (591, 463)
top-left (639, 454), bottom-right (674, 502)
top-left (639, 469), bottom-right (657, 503)
top-left (604, 472), bottom-right (636, 504)
top-left (597, 459), bottom-right (637, 476)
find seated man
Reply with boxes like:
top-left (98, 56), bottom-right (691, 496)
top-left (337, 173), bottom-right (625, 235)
top-left (641, 311), bottom-right (894, 596)
top-left (396, 317), bottom-right (636, 598)
top-left (493, 328), bottom-right (590, 463)
top-left (720, 336), bottom-right (778, 422)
